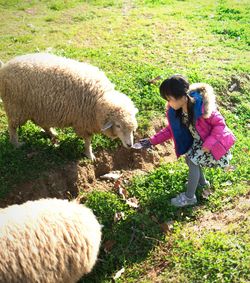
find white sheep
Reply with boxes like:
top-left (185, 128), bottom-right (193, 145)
top-left (0, 198), bottom-right (102, 283)
top-left (0, 53), bottom-right (138, 160)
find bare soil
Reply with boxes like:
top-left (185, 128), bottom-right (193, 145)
top-left (188, 192), bottom-right (250, 233)
top-left (0, 141), bottom-right (176, 208)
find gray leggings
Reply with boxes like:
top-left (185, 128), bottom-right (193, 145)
top-left (185, 155), bottom-right (207, 198)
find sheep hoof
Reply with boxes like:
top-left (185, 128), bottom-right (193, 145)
top-left (48, 128), bottom-right (58, 137)
top-left (41, 128), bottom-right (58, 139)
top-left (84, 152), bottom-right (96, 161)
top-left (89, 154), bottom-right (96, 162)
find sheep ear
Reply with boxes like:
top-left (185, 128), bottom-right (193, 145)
top-left (101, 121), bottom-right (113, 131)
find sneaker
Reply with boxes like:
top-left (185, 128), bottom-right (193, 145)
top-left (171, 192), bottom-right (197, 207)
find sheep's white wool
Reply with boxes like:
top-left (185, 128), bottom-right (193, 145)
top-left (0, 198), bottom-right (102, 283)
top-left (0, 53), bottom-right (138, 160)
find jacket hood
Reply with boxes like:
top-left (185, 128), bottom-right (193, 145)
top-left (188, 83), bottom-right (216, 118)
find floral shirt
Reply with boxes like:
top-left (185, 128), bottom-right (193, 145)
top-left (182, 112), bottom-right (232, 168)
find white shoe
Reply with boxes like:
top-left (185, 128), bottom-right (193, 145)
top-left (171, 192), bottom-right (197, 207)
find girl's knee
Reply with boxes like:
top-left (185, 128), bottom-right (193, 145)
top-left (185, 155), bottom-right (196, 167)
top-left (186, 157), bottom-right (199, 171)
top-left (185, 155), bottom-right (190, 165)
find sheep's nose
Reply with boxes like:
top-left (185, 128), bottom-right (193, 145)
top-left (126, 143), bottom-right (132, 147)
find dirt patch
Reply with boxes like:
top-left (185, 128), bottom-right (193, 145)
top-left (187, 192), bottom-right (250, 234)
top-left (0, 142), bottom-right (176, 208)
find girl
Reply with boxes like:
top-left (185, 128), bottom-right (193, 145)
top-left (139, 75), bottom-right (236, 207)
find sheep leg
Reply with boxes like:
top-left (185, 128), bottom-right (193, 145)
top-left (84, 136), bottom-right (96, 161)
top-left (43, 127), bottom-right (58, 138)
top-left (8, 124), bottom-right (24, 148)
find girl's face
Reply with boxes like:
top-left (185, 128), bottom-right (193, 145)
top-left (166, 95), bottom-right (187, 110)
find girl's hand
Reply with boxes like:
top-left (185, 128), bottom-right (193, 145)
top-left (139, 138), bottom-right (152, 149)
top-left (202, 147), bottom-right (210, 153)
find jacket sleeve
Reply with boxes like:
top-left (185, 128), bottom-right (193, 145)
top-left (202, 111), bottom-right (227, 150)
top-left (149, 125), bottom-right (173, 145)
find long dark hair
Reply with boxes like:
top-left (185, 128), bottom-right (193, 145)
top-left (159, 74), bottom-right (195, 126)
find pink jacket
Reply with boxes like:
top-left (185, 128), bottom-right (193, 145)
top-left (150, 83), bottom-right (236, 160)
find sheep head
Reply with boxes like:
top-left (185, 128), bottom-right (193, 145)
top-left (101, 93), bottom-right (138, 148)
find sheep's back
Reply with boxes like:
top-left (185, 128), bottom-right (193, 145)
top-left (0, 53), bottom-right (115, 128)
top-left (0, 198), bottom-right (102, 283)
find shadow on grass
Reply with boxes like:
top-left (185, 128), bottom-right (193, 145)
top-left (0, 126), bottom-right (85, 199)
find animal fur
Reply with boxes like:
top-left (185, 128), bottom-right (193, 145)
top-left (0, 53), bottom-right (138, 160)
top-left (188, 83), bottom-right (216, 118)
top-left (0, 198), bottom-right (102, 283)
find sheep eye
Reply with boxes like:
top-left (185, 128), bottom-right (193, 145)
top-left (115, 124), bottom-right (121, 129)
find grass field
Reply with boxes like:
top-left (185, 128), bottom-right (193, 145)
top-left (0, 0), bottom-right (249, 282)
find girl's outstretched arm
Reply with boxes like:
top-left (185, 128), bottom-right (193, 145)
top-left (150, 125), bottom-right (173, 145)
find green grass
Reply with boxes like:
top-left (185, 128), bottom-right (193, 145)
top-left (169, 227), bottom-right (250, 282)
top-left (81, 159), bottom-right (249, 282)
top-left (0, 0), bottom-right (249, 282)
